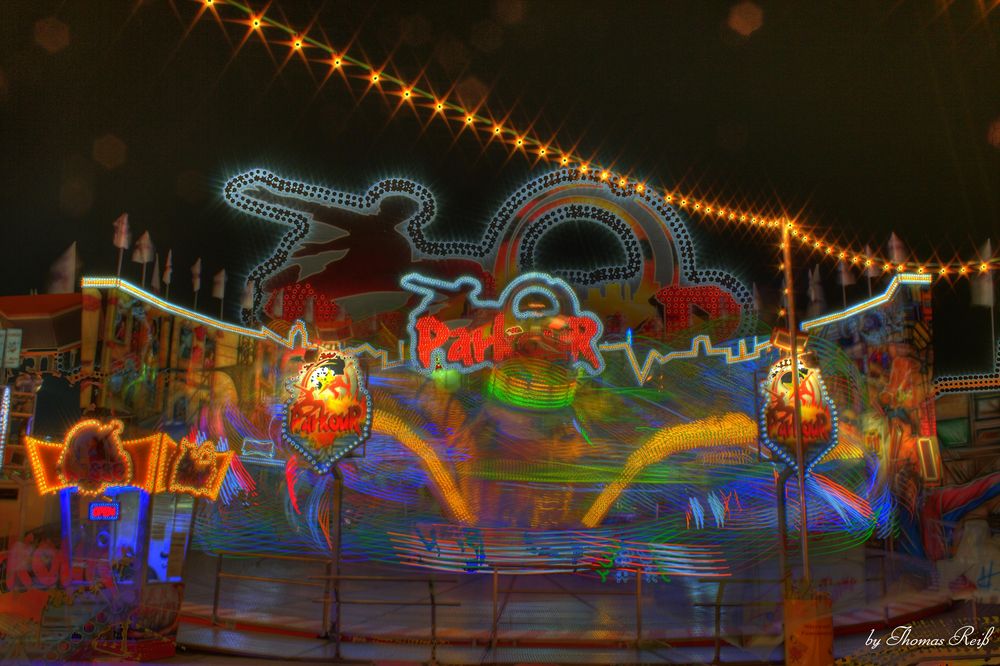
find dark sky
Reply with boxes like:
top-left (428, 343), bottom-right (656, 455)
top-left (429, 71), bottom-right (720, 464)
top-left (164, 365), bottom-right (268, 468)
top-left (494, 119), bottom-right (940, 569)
top-left (1, 0), bottom-right (998, 372)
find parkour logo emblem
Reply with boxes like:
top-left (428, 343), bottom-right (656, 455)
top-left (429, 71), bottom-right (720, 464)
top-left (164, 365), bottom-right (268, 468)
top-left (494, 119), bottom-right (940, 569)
top-left (282, 349), bottom-right (372, 473)
top-left (402, 271), bottom-right (605, 376)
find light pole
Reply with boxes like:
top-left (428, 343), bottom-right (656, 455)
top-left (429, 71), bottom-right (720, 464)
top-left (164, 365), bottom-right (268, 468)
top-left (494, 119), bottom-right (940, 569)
top-left (781, 224), bottom-right (811, 587)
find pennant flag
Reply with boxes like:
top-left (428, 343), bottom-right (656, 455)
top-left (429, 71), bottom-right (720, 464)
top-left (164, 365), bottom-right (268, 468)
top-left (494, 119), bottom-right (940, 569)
top-left (191, 258), bottom-right (202, 293)
top-left (864, 244), bottom-right (880, 278)
top-left (271, 289), bottom-right (284, 319)
top-left (212, 269), bottom-right (227, 299)
top-left (47, 242), bottom-right (78, 294)
top-left (807, 266), bottom-right (826, 318)
top-left (112, 213), bottom-right (130, 249)
top-left (888, 232), bottom-right (907, 265)
top-left (240, 279), bottom-right (255, 310)
top-left (303, 295), bottom-right (315, 323)
top-left (837, 260), bottom-right (856, 286)
top-left (972, 239), bottom-right (995, 308)
top-left (151, 253), bottom-right (161, 293)
top-left (132, 231), bottom-right (154, 265)
top-left (162, 249), bottom-right (173, 285)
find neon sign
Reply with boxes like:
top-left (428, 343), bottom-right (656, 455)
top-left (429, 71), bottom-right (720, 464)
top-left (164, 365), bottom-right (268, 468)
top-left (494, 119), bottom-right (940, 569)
top-left (758, 355), bottom-right (840, 475)
top-left (88, 501), bottom-right (121, 521)
top-left (402, 272), bottom-right (604, 376)
top-left (25, 419), bottom-right (233, 500)
top-left (281, 349), bottom-right (372, 473)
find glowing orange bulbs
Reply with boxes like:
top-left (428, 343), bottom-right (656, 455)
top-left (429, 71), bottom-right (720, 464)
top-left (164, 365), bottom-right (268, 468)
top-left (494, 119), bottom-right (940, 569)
top-left (187, 0), bottom-right (998, 279)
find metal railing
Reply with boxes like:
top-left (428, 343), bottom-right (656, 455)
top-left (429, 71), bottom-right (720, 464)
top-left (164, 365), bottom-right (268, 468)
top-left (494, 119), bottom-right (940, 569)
top-left (206, 550), bottom-right (458, 663)
top-left (486, 564), bottom-right (645, 652)
top-left (197, 548), bottom-right (908, 662)
top-left (693, 577), bottom-right (787, 665)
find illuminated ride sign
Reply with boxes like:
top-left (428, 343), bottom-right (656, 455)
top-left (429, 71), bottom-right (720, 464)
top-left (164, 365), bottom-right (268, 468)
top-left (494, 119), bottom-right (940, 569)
top-left (281, 348), bottom-right (372, 473)
top-left (25, 419), bottom-right (233, 500)
top-left (759, 352), bottom-right (840, 476)
top-left (402, 272), bottom-right (605, 376)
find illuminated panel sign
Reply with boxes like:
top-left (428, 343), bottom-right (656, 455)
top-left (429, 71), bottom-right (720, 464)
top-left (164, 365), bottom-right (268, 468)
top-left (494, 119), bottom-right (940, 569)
top-left (88, 501), bottom-right (121, 521)
top-left (402, 272), bottom-right (604, 376)
top-left (281, 349), bottom-right (372, 473)
top-left (25, 419), bottom-right (233, 500)
top-left (759, 355), bottom-right (840, 475)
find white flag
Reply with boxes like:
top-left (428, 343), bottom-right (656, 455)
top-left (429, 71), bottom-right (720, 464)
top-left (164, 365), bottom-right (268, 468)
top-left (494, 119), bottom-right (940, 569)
top-left (972, 239), bottom-right (995, 308)
top-left (212, 269), bottom-right (227, 299)
top-left (151, 253), bottom-right (161, 293)
top-left (807, 266), bottom-right (826, 318)
top-left (303, 295), bottom-right (315, 323)
top-left (837, 260), bottom-right (856, 286)
top-left (191, 258), bottom-right (202, 293)
top-left (270, 289), bottom-right (284, 319)
top-left (888, 232), bottom-right (907, 265)
top-left (47, 242), bottom-right (78, 294)
top-left (751, 282), bottom-right (763, 314)
top-left (132, 231), bottom-right (154, 264)
top-left (241, 279), bottom-right (255, 310)
top-left (864, 244), bottom-right (880, 278)
top-left (162, 249), bottom-right (173, 285)
top-left (112, 213), bottom-right (130, 249)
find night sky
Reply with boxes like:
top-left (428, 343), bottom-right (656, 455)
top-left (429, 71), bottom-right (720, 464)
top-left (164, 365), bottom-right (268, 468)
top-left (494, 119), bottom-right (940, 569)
top-left (1, 1), bottom-right (998, 372)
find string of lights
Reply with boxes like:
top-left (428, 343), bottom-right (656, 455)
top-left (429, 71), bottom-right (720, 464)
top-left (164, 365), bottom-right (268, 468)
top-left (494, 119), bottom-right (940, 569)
top-left (190, 0), bottom-right (998, 277)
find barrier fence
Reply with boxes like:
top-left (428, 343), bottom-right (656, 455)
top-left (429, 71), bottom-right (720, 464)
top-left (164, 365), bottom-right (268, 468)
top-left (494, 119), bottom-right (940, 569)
top-left (189, 547), bottom-right (919, 663)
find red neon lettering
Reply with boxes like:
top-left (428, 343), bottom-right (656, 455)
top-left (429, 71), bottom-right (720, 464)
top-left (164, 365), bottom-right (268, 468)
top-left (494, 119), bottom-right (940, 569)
top-left (90, 505), bottom-right (118, 519)
top-left (291, 405), bottom-right (364, 438)
top-left (558, 317), bottom-right (600, 368)
top-left (415, 314), bottom-right (516, 369)
top-left (416, 316), bottom-right (451, 368)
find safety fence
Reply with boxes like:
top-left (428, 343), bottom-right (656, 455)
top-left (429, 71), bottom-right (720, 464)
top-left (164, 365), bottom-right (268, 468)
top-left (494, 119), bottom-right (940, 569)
top-left (183, 547), bottom-right (928, 663)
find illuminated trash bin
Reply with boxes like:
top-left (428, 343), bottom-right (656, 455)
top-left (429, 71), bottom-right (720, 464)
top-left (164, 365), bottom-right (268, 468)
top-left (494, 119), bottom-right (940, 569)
top-left (784, 593), bottom-right (834, 666)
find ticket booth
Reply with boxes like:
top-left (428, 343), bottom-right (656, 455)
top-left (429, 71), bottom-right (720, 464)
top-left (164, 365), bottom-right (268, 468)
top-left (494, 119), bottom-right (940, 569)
top-left (18, 418), bottom-right (231, 661)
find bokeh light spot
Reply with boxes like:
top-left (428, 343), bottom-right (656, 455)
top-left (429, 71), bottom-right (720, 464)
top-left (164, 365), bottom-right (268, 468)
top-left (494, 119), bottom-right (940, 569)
top-left (988, 117), bottom-right (1000, 150)
top-left (92, 134), bottom-right (127, 170)
top-left (727, 2), bottom-right (763, 38)
top-left (494, 0), bottom-right (525, 25)
top-left (34, 17), bottom-right (70, 54)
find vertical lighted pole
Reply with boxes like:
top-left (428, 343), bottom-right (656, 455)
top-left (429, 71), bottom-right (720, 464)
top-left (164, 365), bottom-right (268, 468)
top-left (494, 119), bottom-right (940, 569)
top-left (781, 224), bottom-right (811, 586)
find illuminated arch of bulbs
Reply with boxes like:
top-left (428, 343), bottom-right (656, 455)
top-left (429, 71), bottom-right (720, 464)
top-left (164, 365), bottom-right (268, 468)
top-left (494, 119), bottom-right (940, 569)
top-left (193, 0), bottom-right (995, 277)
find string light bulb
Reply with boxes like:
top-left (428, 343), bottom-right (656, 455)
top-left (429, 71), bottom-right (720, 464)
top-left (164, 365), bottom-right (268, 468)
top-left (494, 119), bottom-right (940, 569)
top-left (184, 0), bottom-right (1000, 279)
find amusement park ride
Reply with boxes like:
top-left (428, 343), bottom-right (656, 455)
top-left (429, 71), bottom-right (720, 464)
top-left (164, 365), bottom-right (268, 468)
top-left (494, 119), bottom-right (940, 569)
top-left (2, 2), bottom-right (1000, 665)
